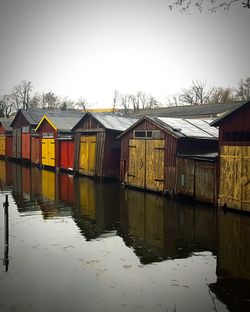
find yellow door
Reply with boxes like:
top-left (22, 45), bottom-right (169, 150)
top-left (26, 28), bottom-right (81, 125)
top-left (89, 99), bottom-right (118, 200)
top-left (42, 139), bottom-right (55, 167)
top-left (242, 152), bottom-right (250, 212)
top-left (127, 139), bottom-right (146, 189)
top-left (127, 139), bottom-right (165, 191)
top-left (145, 140), bottom-right (165, 191)
top-left (79, 136), bottom-right (96, 176)
top-left (220, 146), bottom-right (250, 212)
top-left (0, 136), bottom-right (5, 156)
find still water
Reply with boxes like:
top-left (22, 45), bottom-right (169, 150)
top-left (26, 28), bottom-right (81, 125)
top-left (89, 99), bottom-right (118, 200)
top-left (0, 160), bottom-right (249, 312)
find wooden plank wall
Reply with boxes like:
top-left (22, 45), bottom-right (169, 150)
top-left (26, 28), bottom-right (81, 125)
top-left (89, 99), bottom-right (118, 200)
top-left (219, 145), bottom-right (250, 212)
top-left (120, 119), bottom-right (178, 193)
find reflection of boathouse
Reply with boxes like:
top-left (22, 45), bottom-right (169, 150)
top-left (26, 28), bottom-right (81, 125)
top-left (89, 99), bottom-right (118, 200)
top-left (73, 177), bottom-right (120, 240)
top-left (120, 188), bottom-right (217, 264)
top-left (209, 211), bottom-right (250, 312)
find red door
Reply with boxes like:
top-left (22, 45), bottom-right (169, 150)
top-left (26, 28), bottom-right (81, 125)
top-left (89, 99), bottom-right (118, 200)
top-left (22, 133), bottom-right (31, 160)
top-left (60, 141), bottom-right (74, 170)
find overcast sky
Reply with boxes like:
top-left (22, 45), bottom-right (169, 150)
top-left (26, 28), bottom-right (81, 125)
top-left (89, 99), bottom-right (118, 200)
top-left (0, 0), bottom-right (249, 107)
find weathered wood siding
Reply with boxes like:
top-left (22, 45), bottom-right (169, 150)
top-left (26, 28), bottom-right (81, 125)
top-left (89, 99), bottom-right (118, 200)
top-left (195, 161), bottom-right (217, 204)
top-left (31, 136), bottom-right (40, 164)
top-left (219, 145), bottom-right (250, 212)
top-left (176, 158), bottom-right (195, 197)
top-left (21, 132), bottom-right (31, 160)
top-left (120, 118), bottom-right (178, 193)
top-left (13, 128), bottom-right (22, 159)
top-left (217, 103), bottom-right (250, 212)
top-left (11, 111), bottom-right (30, 128)
top-left (176, 157), bottom-right (217, 205)
top-left (103, 132), bottom-right (118, 177)
top-left (74, 114), bottom-right (121, 179)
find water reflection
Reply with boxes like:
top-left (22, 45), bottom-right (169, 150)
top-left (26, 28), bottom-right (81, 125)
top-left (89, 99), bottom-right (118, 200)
top-left (120, 189), bottom-right (217, 264)
top-left (209, 211), bottom-right (250, 312)
top-left (73, 177), bottom-right (120, 240)
top-left (0, 159), bottom-right (249, 312)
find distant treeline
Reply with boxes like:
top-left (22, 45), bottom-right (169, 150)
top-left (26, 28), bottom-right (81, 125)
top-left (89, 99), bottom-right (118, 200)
top-left (0, 77), bottom-right (249, 117)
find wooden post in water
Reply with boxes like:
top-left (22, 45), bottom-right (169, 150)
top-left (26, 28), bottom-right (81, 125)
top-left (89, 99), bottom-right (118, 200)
top-left (3, 195), bottom-right (9, 272)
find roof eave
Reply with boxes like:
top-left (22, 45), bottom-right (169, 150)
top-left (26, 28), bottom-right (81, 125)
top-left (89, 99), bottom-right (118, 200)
top-left (35, 115), bottom-right (58, 132)
top-left (211, 100), bottom-right (250, 127)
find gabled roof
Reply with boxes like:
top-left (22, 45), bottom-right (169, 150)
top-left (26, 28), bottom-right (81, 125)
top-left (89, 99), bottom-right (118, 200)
top-left (10, 109), bottom-right (84, 128)
top-left (210, 99), bottom-right (250, 127)
top-left (10, 109), bottom-right (48, 127)
top-left (126, 101), bottom-right (244, 119)
top-left (0, 118), bottom-right (13, 131)
top-left (36, 111), bottom-right (85, 132)
top-left (118, 116), bottom-right (218, 140)
top-left (72, 112), bottom-right (137, 132)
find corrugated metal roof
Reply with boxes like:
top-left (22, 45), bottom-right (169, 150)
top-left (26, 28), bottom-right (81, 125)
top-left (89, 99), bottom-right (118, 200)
top-left (42, 113), bottom-right (86, 132)
top-left (150, 117), bottom-right (218, 139)
top-left (11, 109), bottom-right (84, 127)
top-left (92, 113), bottom-right (137, 131)
top-left (127, 101), bottom-right (244, 119)
top-left (0, 118), bottom-right (13, 131)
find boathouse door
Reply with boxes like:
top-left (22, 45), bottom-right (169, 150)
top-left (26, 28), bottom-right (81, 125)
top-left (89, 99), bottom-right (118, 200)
top-left (0, 135), bottom-right (5, 156)
top-left (41, 138), bottom-right (55, 167)
top-left (220, 146), bottom-right (250, 212)
top-left (79, 135), bottom-right (96, 176)
top-left (242, 154), bottom-right (250, 211)
top-left (127, 138), bottom-right (165, 191)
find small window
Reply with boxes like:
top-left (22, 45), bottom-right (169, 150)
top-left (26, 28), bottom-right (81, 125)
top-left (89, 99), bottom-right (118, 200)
top-left (22, 126), bottom-right (29, 133)
top-left (42, 133), bottom-right (54, 138)
top-left (134, 131), bottom-right (146, 138)
top-left (134, 130), bottom-right (160, 139)
top-left (152, 131), bottom-right (160, 139)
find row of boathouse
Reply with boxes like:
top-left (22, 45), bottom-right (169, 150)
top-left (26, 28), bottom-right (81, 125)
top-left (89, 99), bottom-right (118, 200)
top-left (0, 100), bottom-right (249, 213)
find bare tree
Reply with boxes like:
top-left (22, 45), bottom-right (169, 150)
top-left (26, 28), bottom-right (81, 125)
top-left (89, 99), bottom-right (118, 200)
top-left (209, 87), bottom-right (237, 103)
top-left (113, 89), bottom-right (120, 112)
top-left (41, 91), bottom-right (60, 110)
top-left (13, 80), bottom-right (33, 109)
top-left (128, 93), bottom-right (140, 111)
top-left (30, 93), bottom-right (42, 108)
top-left (60, 97), bottom-right (74, 110)
top-left (166, 94), bottom-right (180, 107)
top-left (0, 94), bottom-right (15, 117)
top-left (179, 80), bottom-right (214, 105)
top-left (114, 89), bottom-right (160, 112)
top-left (236, 77), bottom-right (250, 100)
top-left (121, 94), bottom-right (130, 113)
top-left (169, 0), bottom-right (250, 13)
top-left (147, 94), bottom-right (160, 109)
top-left (75, 97), bottom-right (89, 111)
